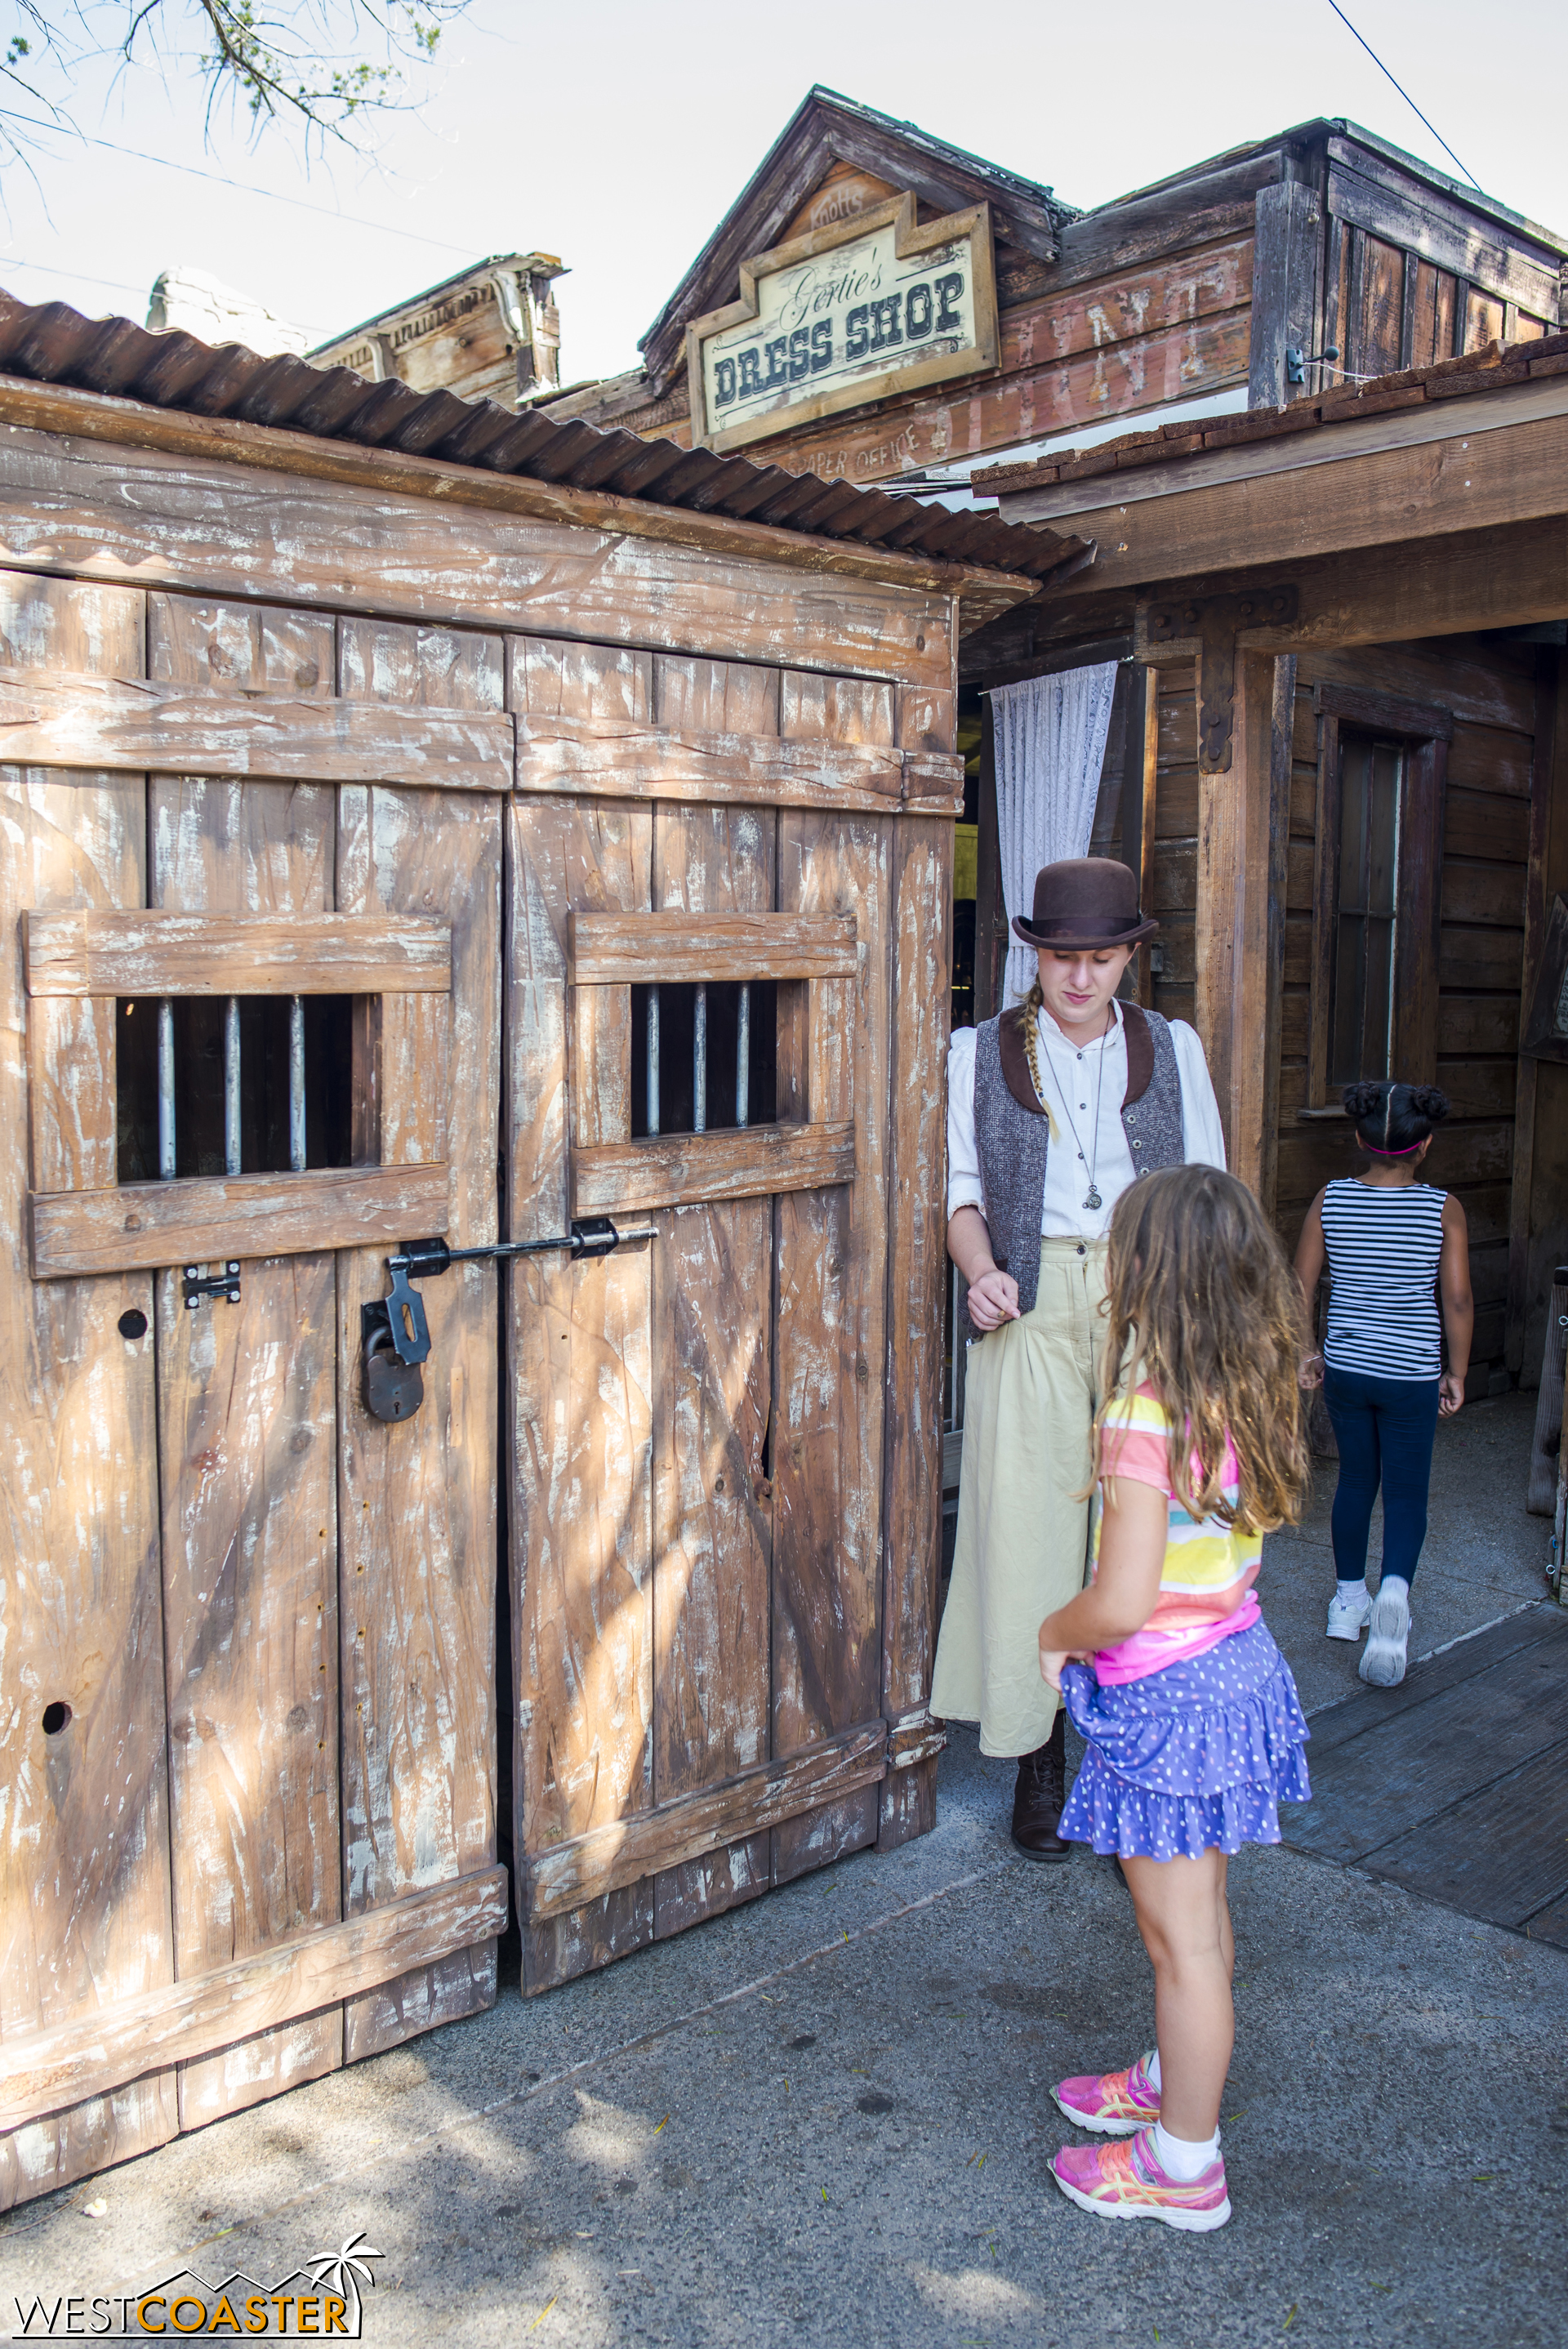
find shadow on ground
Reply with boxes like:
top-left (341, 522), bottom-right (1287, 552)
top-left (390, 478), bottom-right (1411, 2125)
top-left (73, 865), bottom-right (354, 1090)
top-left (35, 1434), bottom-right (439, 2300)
top-left (1, 1400), bottom-right (1560, 2347)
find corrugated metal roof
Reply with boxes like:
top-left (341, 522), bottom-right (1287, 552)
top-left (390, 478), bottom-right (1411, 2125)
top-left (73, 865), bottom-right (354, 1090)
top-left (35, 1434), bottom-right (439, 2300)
top-left (0, 287), bottom-right (1087, 586)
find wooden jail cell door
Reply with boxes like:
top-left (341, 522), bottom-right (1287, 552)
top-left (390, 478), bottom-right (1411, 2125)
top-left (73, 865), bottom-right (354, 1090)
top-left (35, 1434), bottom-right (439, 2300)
top-left (0, 577), bottom-right (501, 2195)
top-left (507, 650), bottom-right (898, 1992)
top-left (0, 574), bottom-right (176, 2206)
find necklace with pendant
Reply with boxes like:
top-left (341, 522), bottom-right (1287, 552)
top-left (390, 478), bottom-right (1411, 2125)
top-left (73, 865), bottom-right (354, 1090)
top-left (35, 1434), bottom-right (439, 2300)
top-left (1031, 1010), bottom-right (1113, 1211)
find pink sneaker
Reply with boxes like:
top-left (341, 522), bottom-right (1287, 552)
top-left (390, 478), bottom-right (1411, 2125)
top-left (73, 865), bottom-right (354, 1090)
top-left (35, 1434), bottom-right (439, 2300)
top-left (1050, 2127), bottom-right (1231, 2232)
top-left (1051, 2053), bottom-right (1159, 2136)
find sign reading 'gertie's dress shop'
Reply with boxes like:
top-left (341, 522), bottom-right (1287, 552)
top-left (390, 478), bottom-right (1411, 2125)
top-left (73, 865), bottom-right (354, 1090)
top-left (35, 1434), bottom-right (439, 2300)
top-left (686, 194), bottom-right (999, 456)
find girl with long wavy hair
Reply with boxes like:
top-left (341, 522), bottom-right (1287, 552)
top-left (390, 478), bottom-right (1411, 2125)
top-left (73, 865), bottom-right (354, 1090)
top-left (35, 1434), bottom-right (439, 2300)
top-left (1038, 1164), bottom-right (1312, 2233)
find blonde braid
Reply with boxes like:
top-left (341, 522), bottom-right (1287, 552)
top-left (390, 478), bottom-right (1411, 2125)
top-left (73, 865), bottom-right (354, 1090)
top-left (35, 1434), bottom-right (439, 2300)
top-left (1014, 978), bottom-right (1060, 1142)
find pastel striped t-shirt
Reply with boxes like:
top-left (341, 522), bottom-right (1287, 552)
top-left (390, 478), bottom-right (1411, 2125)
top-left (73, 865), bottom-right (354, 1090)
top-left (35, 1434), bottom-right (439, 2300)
top-left (1089, 1384), bottom-right (1262, 1686)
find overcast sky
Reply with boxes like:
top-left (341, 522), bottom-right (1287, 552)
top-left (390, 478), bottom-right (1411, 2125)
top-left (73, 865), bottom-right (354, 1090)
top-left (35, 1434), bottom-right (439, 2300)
top-left (4, 0), bottom-right (1566, 385)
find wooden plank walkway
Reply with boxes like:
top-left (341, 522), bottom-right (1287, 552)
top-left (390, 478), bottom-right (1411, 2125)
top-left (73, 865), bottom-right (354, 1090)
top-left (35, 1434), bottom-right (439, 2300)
top-left (1282, 1602), bottom-right (1568, 1946)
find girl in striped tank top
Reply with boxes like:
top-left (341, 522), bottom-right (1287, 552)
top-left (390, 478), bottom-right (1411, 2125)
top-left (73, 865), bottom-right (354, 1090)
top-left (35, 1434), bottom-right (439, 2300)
top-left (1294, 1082), bottom-right (1474, 1689)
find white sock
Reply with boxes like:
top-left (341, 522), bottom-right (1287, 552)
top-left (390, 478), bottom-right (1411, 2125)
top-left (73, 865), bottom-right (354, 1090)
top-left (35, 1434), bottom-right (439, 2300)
top-left (1337, 1577), bottom-right (1369, 1603)
top-left (1145, 2048), bottom-right (1161, 2089)
top-left (1153, 2119), bottom-right (1220, 2180)
top-left (1376, 1575), bottom-right (1410, 1607)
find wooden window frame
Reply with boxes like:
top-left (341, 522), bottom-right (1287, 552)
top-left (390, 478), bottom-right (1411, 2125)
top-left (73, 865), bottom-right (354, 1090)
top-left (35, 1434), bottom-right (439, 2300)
top-left (1304, 684), bottom-right (1452, 1116)
top-left (565, 911), bottom-right (858, 1212)
top-left (23, 908), bottom-right (452, 1275)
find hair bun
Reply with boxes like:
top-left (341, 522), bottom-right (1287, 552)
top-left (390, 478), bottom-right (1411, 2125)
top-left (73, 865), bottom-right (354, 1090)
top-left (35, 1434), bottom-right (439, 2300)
top-left (1340, 1081), bottom-right (1387, 1119)
top-left (1408, 1085), bottom-right (1450, 1124)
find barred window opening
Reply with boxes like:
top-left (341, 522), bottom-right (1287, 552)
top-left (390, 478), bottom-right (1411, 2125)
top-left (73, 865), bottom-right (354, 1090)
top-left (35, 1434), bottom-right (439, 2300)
top-left (116, 995), bottom-right (355, 1184)
top-left (630, 980), bottom-right (777, 1141)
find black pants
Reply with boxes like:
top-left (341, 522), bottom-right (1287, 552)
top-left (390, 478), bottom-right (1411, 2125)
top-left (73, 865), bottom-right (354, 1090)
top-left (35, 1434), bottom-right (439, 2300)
top-left (1324, 1365), bottom-right (1441, 1588)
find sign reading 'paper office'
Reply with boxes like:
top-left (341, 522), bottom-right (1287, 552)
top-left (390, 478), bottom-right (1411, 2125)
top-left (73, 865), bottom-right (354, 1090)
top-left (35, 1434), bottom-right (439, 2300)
top-left (686, 194), bottom-right (999, 456)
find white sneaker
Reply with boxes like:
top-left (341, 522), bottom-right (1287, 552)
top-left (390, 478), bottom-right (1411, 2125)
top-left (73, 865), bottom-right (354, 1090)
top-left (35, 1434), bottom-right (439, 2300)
top-left (1326, 1588), bottom-right (1371, 1641)
top-left (1359, 1585), bottom-right (1411, 1687)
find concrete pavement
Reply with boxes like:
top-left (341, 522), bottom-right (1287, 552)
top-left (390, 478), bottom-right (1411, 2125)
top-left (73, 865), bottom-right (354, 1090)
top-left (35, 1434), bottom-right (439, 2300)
top-left (2, 1394), bottom-right (1561, 2348)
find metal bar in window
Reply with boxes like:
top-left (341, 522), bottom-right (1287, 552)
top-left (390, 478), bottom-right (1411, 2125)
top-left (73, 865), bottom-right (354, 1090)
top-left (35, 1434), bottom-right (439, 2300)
top-left (736, 982), bottom-right (751, 1129)
top-left (693, 983), bottom-right (707, 1134)
top-left (157, 998), bottom-right (176, 1180)
top-left (646, 986), bottom-right (661, 1139)
top-left (224, 996), bottom-right (241, 1178)
top-left (288, 996), bottom-right (307, 1173)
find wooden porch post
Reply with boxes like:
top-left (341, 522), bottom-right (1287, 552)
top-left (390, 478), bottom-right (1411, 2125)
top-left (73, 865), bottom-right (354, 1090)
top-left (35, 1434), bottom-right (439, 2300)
top-left (1195, 646), bottom-right (1294, 1201)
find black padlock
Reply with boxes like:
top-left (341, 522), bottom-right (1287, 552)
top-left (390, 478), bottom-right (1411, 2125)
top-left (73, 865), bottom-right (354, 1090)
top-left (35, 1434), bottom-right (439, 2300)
top-left (364, 1323), bottom-right (424, 1423)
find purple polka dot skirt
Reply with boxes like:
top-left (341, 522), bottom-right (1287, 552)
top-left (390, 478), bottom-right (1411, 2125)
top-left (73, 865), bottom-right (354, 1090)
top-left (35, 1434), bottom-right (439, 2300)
top-left (1057, 1620), bottom-right (1312, 1861)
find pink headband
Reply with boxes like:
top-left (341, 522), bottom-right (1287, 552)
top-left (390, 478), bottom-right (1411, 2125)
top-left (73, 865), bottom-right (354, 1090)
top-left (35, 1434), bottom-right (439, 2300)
top-left (1361, 1139), bottom-right (1424, 1157)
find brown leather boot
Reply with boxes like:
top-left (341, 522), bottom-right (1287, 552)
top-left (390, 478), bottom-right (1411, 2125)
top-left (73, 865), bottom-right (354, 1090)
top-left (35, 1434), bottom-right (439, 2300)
top-left (1011, 1713), bottom-right (1071, 1861)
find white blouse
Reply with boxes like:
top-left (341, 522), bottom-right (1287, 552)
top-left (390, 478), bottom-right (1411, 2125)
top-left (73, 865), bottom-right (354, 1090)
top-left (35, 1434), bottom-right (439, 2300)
top-left (947, 1001), bottom-right (1227, 1239)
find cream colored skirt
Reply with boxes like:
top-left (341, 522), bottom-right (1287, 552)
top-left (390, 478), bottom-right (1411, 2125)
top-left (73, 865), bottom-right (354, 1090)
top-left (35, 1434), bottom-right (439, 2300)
top-left (930, 1236), bottom-right (1110, 1758)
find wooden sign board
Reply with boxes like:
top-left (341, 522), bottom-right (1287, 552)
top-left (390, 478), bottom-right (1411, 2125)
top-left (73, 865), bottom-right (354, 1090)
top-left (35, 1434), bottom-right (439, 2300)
top-left (687, 194), bottom-right (998, 456)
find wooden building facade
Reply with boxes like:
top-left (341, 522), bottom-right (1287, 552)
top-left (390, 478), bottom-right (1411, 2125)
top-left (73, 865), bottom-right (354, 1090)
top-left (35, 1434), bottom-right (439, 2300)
top-left (572, 90), bottom-right (1568, 1412)
top-left (555, 90), bottom-right (1567, 482)
top-left (0, 292), bottom-right (1065, 2203)
top-left (980, 344), bottom-right (1568, 1406)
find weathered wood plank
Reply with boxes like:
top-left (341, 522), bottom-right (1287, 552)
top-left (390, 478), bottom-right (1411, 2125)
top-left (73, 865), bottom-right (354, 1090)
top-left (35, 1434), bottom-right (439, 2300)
top-left (878, 815), bottom-right (950, 1848)
top-left (1324, 151), bottom-right (1560, 316)
top-left (902, 752), bottom-right (967, 809)
top-left (573, 983), bottom-right (631, 1149)
top-left (1508, 655), bottom-right (1561, 1377)
top-left (140, 605), bottom-right (345, 2128)
top-left (761, 309), bottom-right (1251, 492)
top-left (512, 1245), bottom-right (654, 1968)
top-left (24, 909), bottom-right (450, 997)
top-left (896, 684), bottom-right (957, 756)
top-left (335, 621), bottom-right (501, 2059)
top-left (572, 1122), bottom-right (855, 1215)
top-left (653, 653), bottom-right (779, 735)
top-left (1019, 395), bottom-right (1568, 600)
top-left (523, 1723), bottom-right (886, 1921)
top-left (772, 808), bottom-right (890, 1882)
top-left (0, 415), bottom-right (972, 684)
top-left (1195, 651), bottom-right (1286, 1190)
top-left (0, 1867), bottom-right (509, 2133)
top-left (514, 714), bottom-right (906, 812)
top-left (650, 792), bottom-right (774, 1938)
top-left (1306, 649), bottom-right (1537, 744)
top-left (156, 1251), bottom-right (341, 2125)
top-left (341, 613), bottom-right (506, 715)
top-left (31, 1161), bottom-right (448, 1276)
top-left (507, 792), bottom-right (655, 1990)
top-left (1445, 787), bottom-right (1530, 863)
top-left (148, 592), bottom-right (334, 702)
top-left (780, 673), bottom-right (895, 747)
top-left (510, 635), bottom-right (651, 722)
top-left (0, 575), bottom-right (177, 2207)
top-left (570, 911), bottom-right (857, 987)
top-left (0, 667), bottom-right (510, 787)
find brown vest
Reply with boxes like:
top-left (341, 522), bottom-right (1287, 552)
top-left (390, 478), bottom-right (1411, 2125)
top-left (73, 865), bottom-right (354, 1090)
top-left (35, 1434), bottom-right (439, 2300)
top-left (969, 1003), bottom-right (1187, 1322)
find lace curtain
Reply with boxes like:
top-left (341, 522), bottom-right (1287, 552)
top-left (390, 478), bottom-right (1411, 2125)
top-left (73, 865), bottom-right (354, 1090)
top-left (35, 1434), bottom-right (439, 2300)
top-left (992, 662), bottom-right (1120, 1008)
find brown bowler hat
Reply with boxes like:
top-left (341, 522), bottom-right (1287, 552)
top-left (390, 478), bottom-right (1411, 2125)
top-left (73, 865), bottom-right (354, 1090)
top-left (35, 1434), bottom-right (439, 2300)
top-left (1011, 857), bottom-right (1159, 952)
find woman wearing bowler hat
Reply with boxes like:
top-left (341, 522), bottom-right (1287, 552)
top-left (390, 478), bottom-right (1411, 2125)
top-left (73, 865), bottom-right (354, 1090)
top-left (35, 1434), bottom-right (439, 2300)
top-left (931, 857), bottom-right (1227, 1857)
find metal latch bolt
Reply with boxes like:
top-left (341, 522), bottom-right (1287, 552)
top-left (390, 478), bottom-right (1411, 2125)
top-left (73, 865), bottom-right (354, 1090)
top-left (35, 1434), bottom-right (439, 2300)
top-left (374, 1215), bottom-right (655, 1384)
top-left (183, 1261), bottom-right (242, 1309)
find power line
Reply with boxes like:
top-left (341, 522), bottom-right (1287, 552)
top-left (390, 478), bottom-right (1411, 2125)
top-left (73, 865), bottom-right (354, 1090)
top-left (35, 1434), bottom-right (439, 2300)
top-left (1, 111), bottom-right (476, 258)
top-left (0, 253), bottom-right (159, 301)
top-left (1325, 1), bottom-right (1482, 191)
top-left (0, 249), bottom-right (332, 334)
